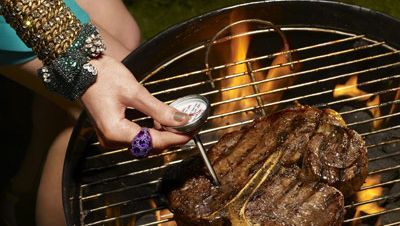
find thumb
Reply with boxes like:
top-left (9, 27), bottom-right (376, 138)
top-left (127, 85), bottom-right (190, 127)
top-left (149, 103), bottom-right (191, 127)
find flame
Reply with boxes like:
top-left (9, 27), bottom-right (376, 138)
top-left (160, 209), bottom-right (176, 226)
top-left (163, 151), bottom-right (177, 163)
top-left (214, 20), bottom-right (257, 128)
top-left (149, 199), bottom-right (161, 225)
top-left (149, 199), bottom-right (177, 226)
top-left (213, 16), bottom-right (298, 132)
top-left (367, 95), bottom-right (383, 129)
top-left (333, 75), bottom-right (386, 129)
top-left (105, 200), bottom-right (126, 226)
top-left (389, 89), bottom-right (400, 116)
top-left (333, 75), bottom-right (371, 100)
top-left (352, 175), bottom-right (385, 226)
top-left (256, 46), bottom-right (297, 113)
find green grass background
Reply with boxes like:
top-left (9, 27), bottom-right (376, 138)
top-left (123, 0), bottom-right (400, 41)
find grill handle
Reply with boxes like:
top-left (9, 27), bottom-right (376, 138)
top-left (204, 19), bottom-right (294, 88)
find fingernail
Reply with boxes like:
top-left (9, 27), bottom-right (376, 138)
top-left (174, 111), bottom-right (189, 122)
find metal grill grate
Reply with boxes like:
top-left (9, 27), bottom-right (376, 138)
top-left (74, 26), bottom-right (400, 226)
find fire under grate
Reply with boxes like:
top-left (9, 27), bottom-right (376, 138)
top-left (66, 23), bottom-right (400, 226)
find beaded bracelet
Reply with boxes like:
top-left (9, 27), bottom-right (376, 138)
top-left (38, 23), bottom-right (106, 100)
top-left (1, 0), bottom-right (106, 100)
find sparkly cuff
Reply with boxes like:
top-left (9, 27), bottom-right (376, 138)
top-left (0, 0), bottom-right (82, 63)
top-left (38, 23), bottom-right (106, 100)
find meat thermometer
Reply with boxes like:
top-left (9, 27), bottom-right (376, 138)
top-left (165, 94), bottom-right (220, 186)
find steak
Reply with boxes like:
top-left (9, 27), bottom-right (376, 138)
top-left (302, 110), bottom-right (368, 197)
top-left (244, 166), bottom-right (344, 226)
top-left (167, 105), bottom-right (367, 225)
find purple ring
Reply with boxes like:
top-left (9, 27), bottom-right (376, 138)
top-left (129, 127), bottom-right (153, 158)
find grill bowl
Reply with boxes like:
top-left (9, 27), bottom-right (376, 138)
top-left (63, 1), bottom-right (400, 225)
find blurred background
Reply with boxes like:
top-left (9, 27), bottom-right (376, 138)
top-left (123, 0), bottom-right (400, 41)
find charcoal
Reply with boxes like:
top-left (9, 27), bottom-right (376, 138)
top-left (368, 149), bottom-right (399, 182)
top-left (381, 202), bottom-right (400, 224)
top-left (339, 105), bottom-right (372, 134)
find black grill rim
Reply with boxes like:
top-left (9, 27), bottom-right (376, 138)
top-left (121, 0), bottom-right (400, 80)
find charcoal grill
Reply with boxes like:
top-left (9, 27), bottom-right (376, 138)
top-left (63, 1), bottom-right (400, 225)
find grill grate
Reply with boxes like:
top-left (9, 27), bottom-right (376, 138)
top-left (74, 26), bottom-right (400, 226)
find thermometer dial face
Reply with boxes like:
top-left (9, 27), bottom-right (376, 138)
top-left (171, 98), bottom-right (207, 124)
top-left (167, 95), bottom-right (210, 133)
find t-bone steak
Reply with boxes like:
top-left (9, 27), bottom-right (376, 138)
top-left (167, 104), bottom-right (368, 225)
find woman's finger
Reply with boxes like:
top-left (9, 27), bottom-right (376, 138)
top-left (95, 118), bottom-right (140, 148)
top-left (97, 116), bottom-right (190, 151)
top-left (125, 85), bottom-right (190, 127)
top-left (148, 128), bottom-right (191, 150)
top-left (117, 120), bottom-right (191, 150)
top-left (153, 121), bottom-right (162, 130)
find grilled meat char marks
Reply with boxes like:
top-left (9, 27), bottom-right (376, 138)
top-left (303, 110), bottom-right (368, 197)
top-left (170, 106), bottom-right (319, 219)
top-left (245, 166), bottom-right (344, 226)
top-left (168, 176), bottom-right (214, 224)
top-left (168, 105), bottom-right (367, 225)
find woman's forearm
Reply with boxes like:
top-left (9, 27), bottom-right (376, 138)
top-left (0, 0), bottom-right (82, 64)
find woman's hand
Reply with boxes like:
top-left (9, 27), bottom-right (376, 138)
top-left (81, 55), bottom-right (191, 150)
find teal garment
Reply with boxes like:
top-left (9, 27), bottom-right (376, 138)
top-left (0, 0), bottom-right (90, 65)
